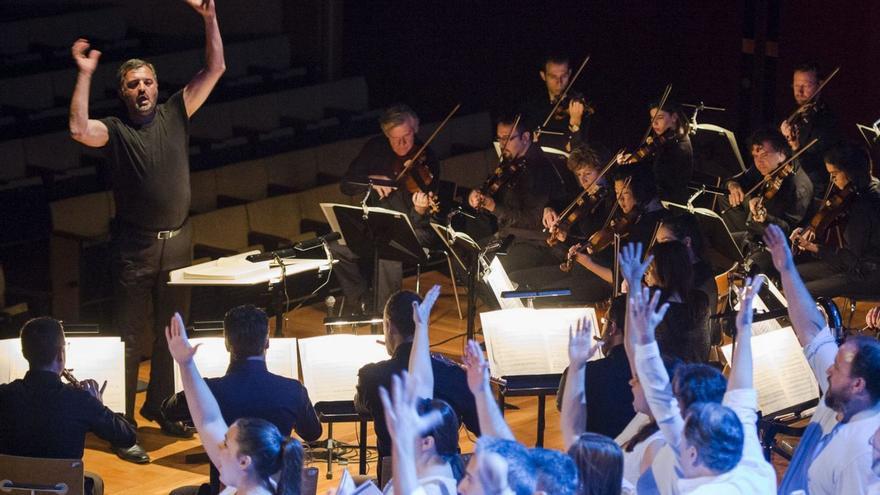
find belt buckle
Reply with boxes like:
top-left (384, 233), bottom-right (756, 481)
top-left (157, 230), bottom-right (173, 240)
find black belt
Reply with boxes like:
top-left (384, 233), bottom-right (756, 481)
top-left (117, 219), bottom-right (186, 240)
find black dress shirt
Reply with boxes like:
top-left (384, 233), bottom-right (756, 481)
top-left (520, 93), bottom-right (590, 151)
top-left (492, 144), bottom-right (559, 240)
top-left (354, 342), bottom-right (480, 458)
top-left (556, 345), bottom-right (636, 439)
top-left (0, 370), bottom-right (136, 459)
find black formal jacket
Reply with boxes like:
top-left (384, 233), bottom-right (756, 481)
top-left (0, 370), bottom-right (136, 459)
top-left (492, 144), bottom-right (561, 241)
top-left (732, 165), bottom-right (814, 237)
top-left (340, 135), bottom-right (440, 245)
top-left (811, 179), bottom-right (880, 269)
top-left (162, 359), bottom-right (322, 494)
top-left (354, 342), bottom-right (480, 457)
top-left (791, 102), bottom-right (843, 187)
top-left (556, 345), bottom-right (636, 439)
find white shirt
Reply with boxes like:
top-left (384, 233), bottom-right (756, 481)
top-left (386, 475), bottom-right (457, 495)
top-left (615, 412), bottom-right (665, 487)
top-left (634, 341), bottom-right (776, 495)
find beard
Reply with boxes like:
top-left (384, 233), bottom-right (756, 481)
top-left (824, 386), bottom-right (849, 412)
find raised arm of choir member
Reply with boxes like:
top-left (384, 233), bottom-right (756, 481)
top-left (462, 339), bottom-right (515, 441)
top-left (560, 317), bottom-right (600, 449)
top-left (407, 285), bottom-right (441, 399)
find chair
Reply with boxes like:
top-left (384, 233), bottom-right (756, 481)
top-left (0, 454), bottom-right (84, 495)
top-left (245, 194), bottom-right (314, 251)
top-left (190, 169), bottom-right (218, 213)
top-left (190, 205), bottom-right (257, 259)
top-left (295, 183), bottom-right (355, 236)
top-left (214, 160), bottom-right (269, 206)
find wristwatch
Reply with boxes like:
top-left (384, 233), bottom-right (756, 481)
top-left (568, 123), bottom-right (580, 132)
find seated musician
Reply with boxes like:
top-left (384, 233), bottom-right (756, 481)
top-left (333, 104), bottom-right (440, 315)
top-left (0, 317), bottom-right (137, 495)
top-left (721, 128), bottom-right (813, 273)
top-left (790, 143), bottom-right (880, 297)
top-left (507, 145), bottom-right (613, 293)
top-left (520, 53), bottom-right (589, 151)
top-left (618, 100), bottom-right (694, 204)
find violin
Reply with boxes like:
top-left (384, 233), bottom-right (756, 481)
top-left (550, 91), bottom-right (596, 121)
top-left (782, 66), bottom-right (840, 144)
top-left (478, 156), bottom-right (527, 202)
top-left (792, 183), bottom-right (856, 254)
top-left (619, 129), bottom-right (676, 165)
top-left (546, 152), bottom-right (620, 246)
top-left (534, 55), bottom-right (591, 142)
top-left (392, 103), bottom-right (461, 215)
top-left (747, 138), bottom-right (819, 221)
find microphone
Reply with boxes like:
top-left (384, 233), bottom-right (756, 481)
top-left (246, 232), bottom-right (342, 262)
top-left (325, 295), bottom-right (337, 318)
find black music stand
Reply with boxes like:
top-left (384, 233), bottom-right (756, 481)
top-left (662, 200), bottom-right (743, 272)
top-left (431, 222), bottom-right (483, 341)
top-left (323, 203), bottom-right (425, 319)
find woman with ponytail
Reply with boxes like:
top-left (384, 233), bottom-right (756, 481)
top-left (166, 312), bottom-right (304, 495)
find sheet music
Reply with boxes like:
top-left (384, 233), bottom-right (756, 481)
top-left (298, 334), bottom-right (389, 403)
top-left (483, 257), bottom-right (524, 310)
top-left (320, 203), bottom-right (415, 248)
top-left (0, 337), bottom-right (126, 413)
top-left (335, 469), bottom-right (357, 495)
top-left (720, 327), bottom-right (819, 416)
top-left (173, 337), bottom-right (298, 392)
top-left (481, 307), bottom-right (600, 377)
top-left (736, 294), bottom-right (783, 337)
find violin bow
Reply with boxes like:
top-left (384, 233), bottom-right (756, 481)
top-left (535, 55), bottom-right (591, 139)
top-left (394, 103), bottom-right (461, 182)
top-left (742, 138), bottom-right (819, 197)
top-left (641, 84), bottom-right (673, 145)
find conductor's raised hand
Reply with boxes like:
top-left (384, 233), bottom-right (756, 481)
top-left (166, 312), bottom-right (199, 365)
top-left (71, 39), bottom-right (101, 75)
top-left (184, 0), bottom-right (216, 18)
top-left (463, 339), bottom-right (490, 396)
top-left (762, 223), bottom-right (795, 273)
top-left (619, 242), bottom-right (652, 287)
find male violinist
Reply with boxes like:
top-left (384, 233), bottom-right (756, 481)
top-left (790, 143), bottom-right (880, 297)
top-left (332, 104), bottom-right (440, 315)
top-left (721, 128), bottom-right (812, 273)
top-left (520, 54), bottom-right (589, 152)
top-left (779, 62), bottom-right (843, 194)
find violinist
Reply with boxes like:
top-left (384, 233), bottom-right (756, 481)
top-left (721, 128), bottom-right (813, 240)
top-left (791, 143), bottom-right (880, 298)
top-left (514, 168), bottom-right (666, 306)
top-left (334, 104), bottom-right (440, 314)
top-left (507, 146), bottom-right (613, 291)
top-left (520, 54), bottom-right (589, 151)
top-left (617, 101), bottom-right (694, 204)
top-left (779, 62), bottom-right (843, 193)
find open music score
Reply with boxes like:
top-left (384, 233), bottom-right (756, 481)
top-left (480, 307), bottom-right (600, 378)
top-left (720, 326), bottom-right (819, 416)
top-left (298, 334), bottom-right (390, 404)
top-left (172, 337), bottom-right (299, 392)
top-left (0, 337), bottom-right (126, 413)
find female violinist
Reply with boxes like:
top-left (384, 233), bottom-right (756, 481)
top-left (791, 143), bottom-right (880, 298)
top-left (618, 101), bottom-right (694, 204)
top-left (509, 168), bottom-right (666, 306)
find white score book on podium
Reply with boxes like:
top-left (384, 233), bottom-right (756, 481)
top-left (480, 307), bottom-right (600, 378)
top-left (298, 334), bottom-right (390, 404)
top-left (173, 337), bottom-right (299, 392)
top-left (720, 326), bottom-right (819, 416)
top-left (0, 337), bottom-right (126, 413)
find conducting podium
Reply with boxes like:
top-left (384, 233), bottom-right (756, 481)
top-left (480, 306), bottom-right (600, 447)
top-left (321, 202), bottom-right (425, 316)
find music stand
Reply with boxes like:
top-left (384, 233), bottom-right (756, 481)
top-left (662, 199), bottom-right (743, 273)
top-left (322, 203), bottom-right (425, 319)
top-left (430, 222), bottom-right (485, 342)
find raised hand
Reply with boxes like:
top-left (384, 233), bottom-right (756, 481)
top-left (71, 39), bottom-right (101, 75)
top-left (165, 312), bottom-right (199, 365)
top-left (867, 306), bottom-right (880, 330)
top-left (378, 371), bottom-right (443, 446)
top-left (568, 317), bottom-right (599, 367)
top-left (463, 339), bottom-right (490, 396)
top-left (628, 287), bottom-right (669, 345)
top-left (184, 0), bottom-right (216, 18)
top-left (762, 223), bottom-right (795, 272)
top-left (619, 242), bottom-right (653, 287)
top-left (735, 276), bottom-right (765, 335)
top-left (413, 284), bottom-right (441, 327)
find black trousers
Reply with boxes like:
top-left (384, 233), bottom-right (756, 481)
top-left (112, 221), bottom-right (192, 420)
top-left (798, 258), bottom-right (880, 298)
top-left (328, 241), bottom-right (402, 314)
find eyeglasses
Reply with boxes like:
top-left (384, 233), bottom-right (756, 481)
top-left (495, 133), bottom-right (521, 143)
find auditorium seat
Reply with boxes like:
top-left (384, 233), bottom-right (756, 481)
top-left (191, 205), bottom-right (258, 259)
top-left (440, 148), bottom-right (496, 189)
top-left (214, 160), bottom-right (270, 206)
top-left (246, 194), bottom-right (314, 251)
top-left (312, 136), bottom-right (372, 180)
top-left (263, 147), bottom-right (320, 193)
top-left (295, 183), bottom-right (355, 236)
top-left (0, 454), bottom-right (85, 495)
top-left (190, 169), bottom-right (219, 213)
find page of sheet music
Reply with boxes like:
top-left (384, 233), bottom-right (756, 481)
top-left (173, 337), bottom-right (298, 392)
top-left (720, 327), bottom-right (819, 415)
top-left (735, 294), bottom-right (783, 337)
top-left (483, 257), bottom-right (524, 310)
top-left (298, 334), bottom-right (389, 403)
top-left (0, 337), bottom-right (126, 413)
top-left (481, 307), bottom-right (599, 377)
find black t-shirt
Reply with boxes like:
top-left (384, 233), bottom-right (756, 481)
top-left (100, 90), bottom-right (191, 231)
